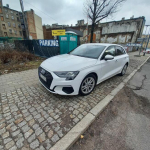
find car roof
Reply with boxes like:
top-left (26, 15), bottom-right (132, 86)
top-left (82, 43), bottom-right (122, 47)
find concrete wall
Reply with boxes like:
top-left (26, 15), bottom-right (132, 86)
top-left (101, 22), bottom-right (137, 35)
top-left (34, 14), bottom-right (43, 39)
top-left (78, 17), bottom-right (145, 44)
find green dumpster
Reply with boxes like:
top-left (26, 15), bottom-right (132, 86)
top-left (59, 31), bottom-right (77, 54)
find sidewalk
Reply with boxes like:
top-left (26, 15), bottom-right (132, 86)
top-left (70, 58), bottom-right (150, 150)
top-left (0, 52), bottom-right (149, 150)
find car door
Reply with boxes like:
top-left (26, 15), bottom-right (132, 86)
top-left (97, 46), bottom-right (117, 83)
top-left (115, 46), bottom-right (127, 73)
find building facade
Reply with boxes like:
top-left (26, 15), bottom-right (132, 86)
top-left (0, 0), bottom-right (23, 39)
top-left (43, 17), bottom-right (145, 45)
top-left (0, 0), bottom-right (43, 40)
top-left (25, 9), bottom-right (43, 39)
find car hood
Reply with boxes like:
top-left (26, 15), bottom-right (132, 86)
top-left (40, 54), bottom-right (97, 72)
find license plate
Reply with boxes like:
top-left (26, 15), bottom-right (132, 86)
top-left (40, 73), bottom-right (46, 82)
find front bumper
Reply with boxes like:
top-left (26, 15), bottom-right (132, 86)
top-left (38, 67), bottom-right (80, 95)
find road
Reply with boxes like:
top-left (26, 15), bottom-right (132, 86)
top-left (70, 58), bottom-right (150, 150)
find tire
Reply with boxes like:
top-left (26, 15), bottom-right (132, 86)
top-left (120, 64), bottom-right (128, 76)
top-left (79, 74), bottom-right (96, 96)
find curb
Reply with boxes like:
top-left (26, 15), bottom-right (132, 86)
top-left (50, 56), bottom-right (150, 150)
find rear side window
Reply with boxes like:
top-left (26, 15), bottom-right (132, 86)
top-left (116, 46), bottom-right (125, 56)
top-left (101, 46), bottom-right (115, 60)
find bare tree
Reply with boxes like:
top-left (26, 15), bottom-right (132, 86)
top-left (84, 0), bottom-right (126, 43)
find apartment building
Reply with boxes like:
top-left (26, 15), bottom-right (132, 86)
top-left (0, 0), bottom-right (43, 39)
top-left (0, 1), bottom-right (24, 38)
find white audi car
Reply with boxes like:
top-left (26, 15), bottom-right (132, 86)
top-left (38, 43), bottom-right (129, 96)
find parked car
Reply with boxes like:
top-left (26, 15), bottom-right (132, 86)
top-left (143, 48), bottom-right (150, 55)
top-left (38, 43), bottom-right (129, 96)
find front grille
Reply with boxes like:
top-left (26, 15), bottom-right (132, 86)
top-left (38, 67), bottom-right (53, 89)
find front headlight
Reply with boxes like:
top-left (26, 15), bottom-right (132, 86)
top-left (54, 71), bottom-right (79, 80)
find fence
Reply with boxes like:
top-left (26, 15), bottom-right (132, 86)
top-left (15, 40), bottom-right (60, 58)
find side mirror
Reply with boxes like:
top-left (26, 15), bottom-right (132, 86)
top-left (105, 55), bottom-right (114, 60)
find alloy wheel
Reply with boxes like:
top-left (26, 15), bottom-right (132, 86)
top-left (81, 77), bottom-right (95, 94)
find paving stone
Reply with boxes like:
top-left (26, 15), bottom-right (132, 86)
top-left (25, 115), bottom-right (33, 121)
top-left (38, 132), bottom-right (46, 143)
top-left (28, 133), bottom-right (36, 143)
top-left (9, 145), bottom-right (17, 150)
top-left (35, 128), bottom-right (43, 136)
top-left (16, 137), bottom-right (24, 148)
top-left (18, 120), bottom-right (26, 128)
top-left (4, 138), bottom-right (12, 144)
top-left (21, 124), bottom-right (30, 133)
top-left (28, 119), bottom-right (35, 126)
top-left (57, 129), bottom-right (64, 138)
top-left (78, 114), bottom-right (83, 119)
top-left (33, 124), bottom-right (39, 130)
top-left (12, 129), bottom-right (20, 137)
top-left (51, 134), bottom-right (60, 143)
top-left (44, 139), bottom-right (51, 150)
top-left (11, 125), bottom-right (17, 132)
top-left (24, 129), bottom-right (33, 139)
top-left (0, 127), bottom-right (6, 134)
top-left (48, 130), bottom-right (54, 138)
top-left (5, 140), bottom-right (15, 149)
top-left (30, 139), bottom-right (39, 149)
top-left (73, 117), bottom-right (79, 123)
top-left (2, 131), bottom-right (9, 139)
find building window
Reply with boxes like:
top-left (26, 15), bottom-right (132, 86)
top-left (0, 8), bottom-right (2, 13)
top-left (17, 17), bottom-right (19, 21)
top-left (5, 9), bottom-right (7, 12)
top-left (12, 16), bottom-right (14, 20)
top-left (1, 16), bottom-right (4, 21)
top-left (6, 14), bottom-right (9, 18)
top-left (13, 23), bottom-right (16, 27)
top-left (21, 25), bottom-right (25, 29)
top-left (11, 11), bottom-right (13, 14)
top-left (18, 24), bottom-right (21, 28)
top-left (9, 29), bottom-right (12, 34)
top-left (4, 32), bottom-right (8, 37)
top-left (20, 19), bottom-right (24, 23)
top-left (14, 30), bottom-right (17, 35)
top-left (2, 24), bottom-right (6, 30)
top-left (8, 22), bottom-right (11, 27)
top-left (19, 31), bottom-right (22, 36)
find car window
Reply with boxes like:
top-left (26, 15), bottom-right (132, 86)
top-left (70, 45), bottom-right (106, 59)
top-left (116, 46), bottom-right (125, 56)
top-left (101, 46), bottom-right (115, 60)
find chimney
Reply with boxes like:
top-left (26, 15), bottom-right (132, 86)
top-left (122, 17), bottom-right (125, 20)
top-left (6, 4), bottom-right (9, 8)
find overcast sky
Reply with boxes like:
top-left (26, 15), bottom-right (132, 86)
top-left (2, 0), bottom-right (150, 33)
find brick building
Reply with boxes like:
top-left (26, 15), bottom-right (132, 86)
top-left (25, 9), bottom-right (43, 39)
top-left (0, 1), bottom-right (24, 38)
top-left (0, 0), bottom-right (43, 40)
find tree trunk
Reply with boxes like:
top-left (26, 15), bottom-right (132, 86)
top-left (90, 23), bottom-right (95, 43)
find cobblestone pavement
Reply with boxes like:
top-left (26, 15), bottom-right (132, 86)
top-left (0, 52), bottom-right (149, 150)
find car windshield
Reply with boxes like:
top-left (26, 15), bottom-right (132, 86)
top-left (70, 45), bottom-right (106, 59)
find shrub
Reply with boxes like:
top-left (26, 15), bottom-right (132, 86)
top-left (0, 49), bottom-right (39, 64)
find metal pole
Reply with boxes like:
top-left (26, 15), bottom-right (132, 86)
top-left (19, 0), bottom-right (29, 39)
top-left (145, 27), bottom-right (150, 50)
